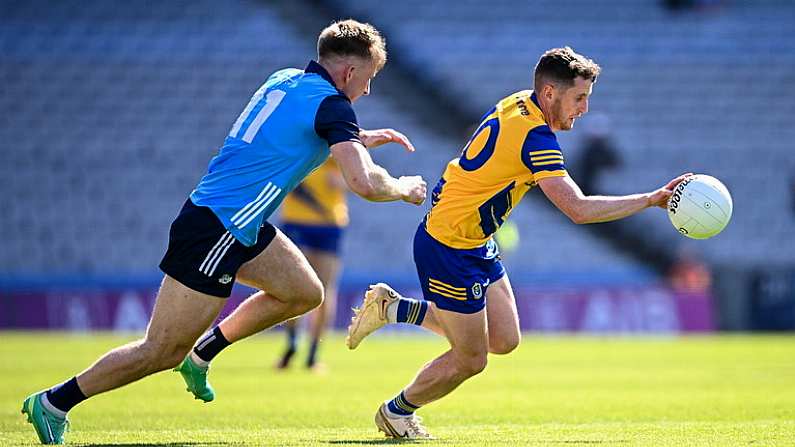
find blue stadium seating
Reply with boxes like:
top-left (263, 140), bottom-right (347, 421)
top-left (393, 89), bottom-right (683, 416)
top-left (5, 0), bottom-right (790, 284)
top-left (328, 0), bottom-right (795, 269)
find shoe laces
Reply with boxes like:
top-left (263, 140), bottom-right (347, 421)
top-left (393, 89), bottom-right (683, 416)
top-left (404, 415), bottom-right (430, 438)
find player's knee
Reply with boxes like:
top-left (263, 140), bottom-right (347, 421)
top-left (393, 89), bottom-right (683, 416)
top-left (489, 332), bottom-right (521, 355)
top-left (296, 275), bottom-right (324, 312)
top-left (309, 282), bottom-right (324, 310)
top-left (454, 351), bottom-right (488, 378)
top-left (140, 338), bottom-right (191, 371)
top-left (289, 280), bottom-right (323, 315)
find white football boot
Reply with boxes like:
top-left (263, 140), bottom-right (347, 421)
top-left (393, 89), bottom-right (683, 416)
top-left (345, 283), bottom-right (400, 349)
top-left (375, 403), bottom-right (433, 439)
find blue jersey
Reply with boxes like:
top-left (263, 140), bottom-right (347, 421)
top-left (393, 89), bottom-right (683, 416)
top-left (191, 61), bottom-right (361, 246)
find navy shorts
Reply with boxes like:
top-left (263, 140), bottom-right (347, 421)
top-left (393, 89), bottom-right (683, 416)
top-left (413, 222), bottom-right (505, 314)
top-left (159, 199), bottom-right (277, 298)
top-left (281, 223), bottom-right (344, 255)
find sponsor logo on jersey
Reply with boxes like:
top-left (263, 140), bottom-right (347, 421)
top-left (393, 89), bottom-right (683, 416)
top-left (515, 98), bottom-right (531, 116)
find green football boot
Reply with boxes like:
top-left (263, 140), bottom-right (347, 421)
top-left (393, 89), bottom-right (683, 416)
top-left (21, 392), bottom-right (70, 445)
top-left (174, 356), bottom-right (215, 402)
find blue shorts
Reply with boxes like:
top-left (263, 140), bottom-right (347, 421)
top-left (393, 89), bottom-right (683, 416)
top-left (281, 223), bottom-right (344, 255)
top-left (413, 222), bottom-right (505, 314)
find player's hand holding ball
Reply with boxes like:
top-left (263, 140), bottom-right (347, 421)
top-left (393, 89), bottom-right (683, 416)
top-left (399, 175), bottom-right (427, 205)
top-left (648, 173), bottom-right (694, 209)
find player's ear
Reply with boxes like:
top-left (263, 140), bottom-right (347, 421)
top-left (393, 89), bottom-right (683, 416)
top-left (344, 65), bottom-right (355, 83)
top-left (542, 83), bottom-right (555, 100)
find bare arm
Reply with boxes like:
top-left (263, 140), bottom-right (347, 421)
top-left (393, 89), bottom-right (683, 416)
top-left (537, 173), bottom-right (691, 224)
top-left (326, 166), bottom-right (348, 191)
top-left (330, 140), bottom-right (426, 204)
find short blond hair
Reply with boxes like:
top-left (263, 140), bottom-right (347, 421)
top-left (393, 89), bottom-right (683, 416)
top-left (317, 19), bottom-right (387, 70)
top-left (534, 46), bottom-right (601, 91)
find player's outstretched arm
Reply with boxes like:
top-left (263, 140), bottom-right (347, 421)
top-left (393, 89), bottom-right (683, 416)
top-left (359, 128), bottom-right (415, 152)
top-left (330, 140), bottom-right (426, 205)
top-left (538, 173), bottom-right (692, 224)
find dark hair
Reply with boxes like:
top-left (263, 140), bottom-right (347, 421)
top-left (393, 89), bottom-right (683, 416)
top-left (534, 46), bottom-right (601, 91)
top-left (317, 20), bottom-right (387, 69)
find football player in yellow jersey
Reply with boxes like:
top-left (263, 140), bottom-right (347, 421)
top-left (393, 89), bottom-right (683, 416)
top-left (276, 159), bottom-right (348, 371)
top-left (346, 47), bottom-right (691, 439)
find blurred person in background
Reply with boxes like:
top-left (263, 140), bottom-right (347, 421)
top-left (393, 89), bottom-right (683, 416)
top-left (276, 159), bottom-right (348, 372)
top-left (345, 47), bottom-right (691, 439)
top-left (573, 112), bottom-right (621, 196)
top-left (668, 245), bottom-right (712, 293)
top-left (21, 19), bottom-right (426, 445)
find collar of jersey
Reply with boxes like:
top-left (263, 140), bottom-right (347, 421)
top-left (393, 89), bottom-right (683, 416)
top-left (528, 91), bottom-right (550, 125)
top-left (530, 91), bottom-right (541, 110)
top-left (305, 60), bottom-right (349, 100)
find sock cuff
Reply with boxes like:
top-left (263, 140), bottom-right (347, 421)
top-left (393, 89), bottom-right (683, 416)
top-left (45, 377), bottom-right (87, 414)
top-left (194, 325), bottom-right (232, 362)
top-left (396, 391), bottom-right (419, 410)
top-left (397, 299), bottom-right (428, 325)
top-left (41, 393), bottom-right (68, 418)
top-left (413, 301), bottom-right (428, 325)
top-left (387, 391), bottom-right (421, 416)
top-left (212, 326), bottom-right (230, 344)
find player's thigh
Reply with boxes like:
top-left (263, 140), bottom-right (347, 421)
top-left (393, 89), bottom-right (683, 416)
top-left (435, 306), bottom-right (489, 368)
top-left (236, 229), bottom-right (322, 302)
top-left (485, 274), bottom-right (521, 354)
top-left (145, 275), bottom-right (226, 351)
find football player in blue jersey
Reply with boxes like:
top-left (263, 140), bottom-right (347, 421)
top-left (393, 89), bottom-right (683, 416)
top-left (22, 20), bottom-right (426, 444)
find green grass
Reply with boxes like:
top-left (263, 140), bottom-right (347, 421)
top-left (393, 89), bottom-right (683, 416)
top-left (1, 332), bottom-right (794, 446)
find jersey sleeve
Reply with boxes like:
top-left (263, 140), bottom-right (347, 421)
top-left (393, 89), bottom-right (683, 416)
top-left (314, 95), bottom-right (362, 146)
top-left (520, 124), bottom-right (567, 181)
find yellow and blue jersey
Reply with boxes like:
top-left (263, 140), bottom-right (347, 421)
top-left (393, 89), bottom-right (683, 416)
top-left (425, 90), bottom-right (567, 250)
top-left (280, 159), bottom-right (349, 228)
top-left (414, 90), bottom-right (566, 314)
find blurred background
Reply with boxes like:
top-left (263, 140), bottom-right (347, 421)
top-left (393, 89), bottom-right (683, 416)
top-left (1, 0), bottom-right (794, 334)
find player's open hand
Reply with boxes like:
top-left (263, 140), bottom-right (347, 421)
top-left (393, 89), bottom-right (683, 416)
top-left (359, 128), bottom-right (416, 152)
top-left (399, 175), bottom-right (426, 205)
top-left (648, 173), bottom-right (694, 209)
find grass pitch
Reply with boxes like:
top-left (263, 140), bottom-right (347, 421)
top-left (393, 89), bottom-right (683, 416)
top-left (1, 332), bottom-right (793, 446)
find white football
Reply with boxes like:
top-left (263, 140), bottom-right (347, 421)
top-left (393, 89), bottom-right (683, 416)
top-left (667, 174), bottom-right (733, 239)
